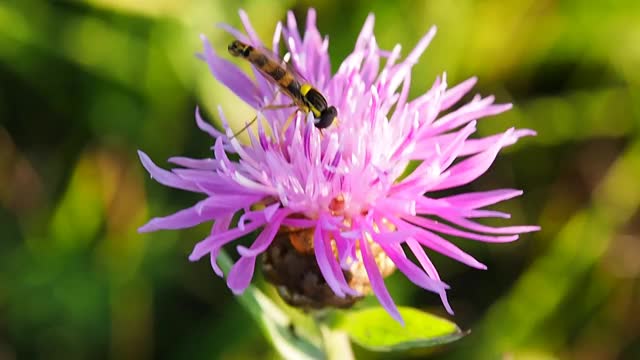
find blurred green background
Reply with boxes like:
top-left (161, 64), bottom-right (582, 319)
top-left (1, 0), bottom-right (639, 359)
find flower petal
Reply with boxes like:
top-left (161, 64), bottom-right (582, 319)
top-left (406, 239), bottom-right (453, 314)
top-left (195, 106), bottom-right (225, 139)
top-left (438, 215), bottom-right (541, 235)
top-left (415, 197), bottom-right (512, 219)
top-left (236, 208), bottom-right (289, 257)
top-left (313, 219), bottom-right (359, 298)
top-left (426, 97), bottom-right (511, 136)
top-left (360, 230), bottom-right (403, 325)
top-left (410, 225), bottom-right (487, 269)
top-left (171, 169), bottom-right (248, 195)
top-left (404, 214), bottom-right (519, 243)
top-left (460, 129), bottom-right (537, 156)
top-left (139, 199), bottom-right (234, 233)
top-left (227, 255), bottom-right (257, 295)
top-left (440, 76), bottom-right (477, 111)
top-left (208, 215), bottom-right (233, 277)
top-left (441, 189), bottom-right (524, 210)
top-left (354, 13), bottom-right (375, 52)
top-left (238, 9), bottom-right (262, 46)
top-left (200, 35), bottom-right (261, 108)
top-left (217, 23), bottom-right (251, 44)
top-left (168, 156), bottom-right (220, 170)
top-left (227, 211), bottom-right (288, 293)
top-left (430, 129), bottom-right (513, 191)
top-left (377, 241), bottom-right (449, 295)
top-left (189, 218), bottom-right (265, 261)
top-left (138, 151), bottom-right (202, 193)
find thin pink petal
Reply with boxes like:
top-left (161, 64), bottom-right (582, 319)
top-left (227, 211), bottom-right (287, 293)
top-left (189, 218), bottom-right (266, 261)
top-left (138, 151), bottom-right (202, 193)
top-left (440, 76), bottom-right (477, 110)
top-left (360, 227), bottom-right (403, 325)
top-left (406, 26), bottom-right (437, 65)
top-left (441, 189), bottom-right (524, 210)
top-left (430, 129), bottom-right (513, 191)
top-left (375, 237), bottom-right (449, 293)
top-left (406, 239), bottom-right (453, 314)
top-left (208, 215), bottom-right (233, 277)
top-left (168, 156), bottom-right (220, 170)
top-left (411, 227), bottom-right (487, 269)
top-left (236, 209), bottom-right (289, 257)
top-left (425, 98), bottom-right (511, 136)
top-left (403, 214), bottom-right (519, 243)
top-left (354, 13), bottom-right (375, 52)
top-left (200, 35), bottom-right (261, 108)
top-left (313, 225), bottom-right (347, 297)
top-left (195, 107), bottom-right (225, 139)
top-left (238, 10), bottom-right (262, 46)
top-left (227, 255), bottom-right (257, 294)
top-left (415, 197), bottom-right (513, 219)
top-left (439, 215), bottom-right (541, 235)
top-left (139, 200), bottom-right (234, 233)
top-left (460, 129), bottom-right (536, 156)
top-left (217, 23), bottom-right (251, 44)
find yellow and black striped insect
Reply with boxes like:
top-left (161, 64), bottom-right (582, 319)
top-left (227, 40), bottom-right (337, 135)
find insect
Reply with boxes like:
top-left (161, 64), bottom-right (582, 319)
top-left (227, 39), bottom-right (337, 136)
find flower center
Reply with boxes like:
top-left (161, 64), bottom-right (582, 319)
top-left (328, 194), bottom-right (345, 216)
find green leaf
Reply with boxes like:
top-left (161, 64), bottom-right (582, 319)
top-left (332, 306), bottom-right (466, 352)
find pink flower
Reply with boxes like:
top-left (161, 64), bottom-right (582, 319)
top-left (138, 9), bottom-right (539, 324)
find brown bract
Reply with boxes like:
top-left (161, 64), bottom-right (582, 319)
top-left (261, 220), bottom-right (397, 310)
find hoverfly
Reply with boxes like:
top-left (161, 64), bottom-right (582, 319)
top-left (227, 39), bottom-right (337, 137)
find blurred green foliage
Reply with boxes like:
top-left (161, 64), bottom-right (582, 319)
top-left (1, 0), bottom-right (639, 359)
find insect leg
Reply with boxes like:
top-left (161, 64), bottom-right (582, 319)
top-left (229, 101), bottom-right (295, 139)
top-left (230, 114), bottom-right (259, 139)
top-left (279, 110), bottom-right (300, 139)
top-left (262, 103), bottom-right (297, 110)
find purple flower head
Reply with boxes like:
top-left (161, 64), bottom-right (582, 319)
top-left (138, 9), bottom-right (539, 324)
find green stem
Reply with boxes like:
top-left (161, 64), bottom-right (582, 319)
top-left (320, 324), bottom-right (354, 360)
top-left (217, 251), bottom-right (325, 359)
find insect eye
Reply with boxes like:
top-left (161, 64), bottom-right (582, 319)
top-left (315, 106), bottom-right (337, 129)
top-left (228, 41), bottom-right (244, 57)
